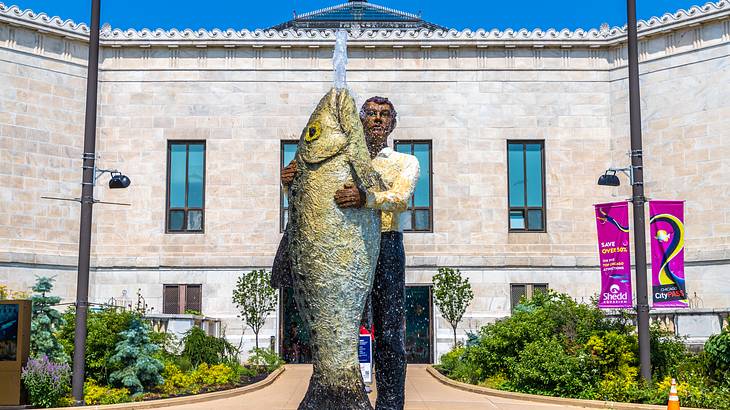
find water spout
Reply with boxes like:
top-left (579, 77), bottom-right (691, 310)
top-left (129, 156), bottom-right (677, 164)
top-left (333, 29), bottom-right (348, 89)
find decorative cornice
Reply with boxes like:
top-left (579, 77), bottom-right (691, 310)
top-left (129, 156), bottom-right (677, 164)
top-left (0, 1), bottom-right (729, 46)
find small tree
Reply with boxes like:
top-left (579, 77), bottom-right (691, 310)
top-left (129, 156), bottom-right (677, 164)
top-left (433, 267), bottom-right (474, 348)
top-left (108, 317), bottom-right (163, 394)
top-left (30, 276), bottom-right (69, 364)
top-left (232, 269), bottom-right (277, 350)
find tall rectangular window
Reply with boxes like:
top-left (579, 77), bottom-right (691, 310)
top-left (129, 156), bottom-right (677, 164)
top-left (507, 141), bottom-right (545, 232)
top-left (394, 140), bottom-right (432, 232)
top-left (281, 140), bottom-right (298, 231)
top-left (166, 141), bottom-right (205, 233)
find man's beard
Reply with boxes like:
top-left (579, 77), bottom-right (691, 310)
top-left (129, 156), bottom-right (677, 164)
top-left (365, 132), bottom-right (388, 147)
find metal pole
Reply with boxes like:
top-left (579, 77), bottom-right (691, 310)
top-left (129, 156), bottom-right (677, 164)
top-left (626, 0), bottom-right (651, 383)
top-left (72, 0), bottom-right (101, 404)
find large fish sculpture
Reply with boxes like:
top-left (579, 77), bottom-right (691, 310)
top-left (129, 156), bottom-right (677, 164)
top-left (282, 87), bottom-right (384, 410)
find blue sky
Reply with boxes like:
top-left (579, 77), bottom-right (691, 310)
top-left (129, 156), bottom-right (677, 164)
top-left (3, 0), bottom-right (711, 31)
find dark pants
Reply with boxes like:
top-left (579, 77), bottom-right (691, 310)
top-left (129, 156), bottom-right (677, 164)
top-left (371, 231), bottom-right (406, 410)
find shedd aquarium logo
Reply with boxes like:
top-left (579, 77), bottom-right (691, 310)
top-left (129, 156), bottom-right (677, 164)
top-left (603, 284), bottom-right (629, 302)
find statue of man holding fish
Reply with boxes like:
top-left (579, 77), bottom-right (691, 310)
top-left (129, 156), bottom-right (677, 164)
top-left (274, 30), bottom-right (418, 410)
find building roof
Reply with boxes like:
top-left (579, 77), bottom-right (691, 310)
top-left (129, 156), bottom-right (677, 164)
top-left (0, 1), bottom-right (728, 47)
top-left (269, 0), bottom-right (447, 31)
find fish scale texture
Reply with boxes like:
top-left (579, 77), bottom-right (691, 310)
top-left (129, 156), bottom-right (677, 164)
top-left (287, 87), bottom-right (384, 410)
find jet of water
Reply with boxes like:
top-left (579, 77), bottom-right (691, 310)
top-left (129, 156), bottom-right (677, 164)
top-left (333, 29), bottom-right (348, 89)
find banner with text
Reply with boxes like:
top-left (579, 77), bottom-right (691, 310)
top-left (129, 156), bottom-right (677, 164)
top-left (650, 200), bottom-right (688, 308)
top-left (595, 202), bottom-right (633, 309)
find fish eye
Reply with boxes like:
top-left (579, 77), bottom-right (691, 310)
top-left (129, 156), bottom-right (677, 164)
top-left (309, 127), bottom-right (317, 137)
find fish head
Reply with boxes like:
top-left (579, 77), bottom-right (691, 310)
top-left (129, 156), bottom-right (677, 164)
top-left (297, 88), bottom-right (360, 165)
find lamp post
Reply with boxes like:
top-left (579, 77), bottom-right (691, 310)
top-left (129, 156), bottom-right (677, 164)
top-left (626, 0), bottom-right (652, 383)
top-left (71, 0), bottom-right (101, 404)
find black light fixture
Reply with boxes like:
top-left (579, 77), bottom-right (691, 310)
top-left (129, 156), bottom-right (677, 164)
top-left (108, 172), bottom-right (131, 189)
top-left (597, 170), bottom-right (621, 186)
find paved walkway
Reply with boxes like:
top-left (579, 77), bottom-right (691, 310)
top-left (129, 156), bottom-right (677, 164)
top-left (174, 364), bottom-right (586, 409)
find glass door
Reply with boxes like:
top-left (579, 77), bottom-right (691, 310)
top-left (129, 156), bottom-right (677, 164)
top-left (404, 286), bottom-right (433, 364)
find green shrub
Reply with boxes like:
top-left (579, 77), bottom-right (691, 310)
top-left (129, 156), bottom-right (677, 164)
top-left (108, 318), bottom-right (164, 394)
top-left (181, 327), bottom-right (236, 367)
top-left (247, 348), bottom-right (284, 373)
top-left (435, 347), bottom-right (464, 376)
top-left (506, 338), bottom-right (588, 397)
top-left (584, 331), bottom-right (637, 376)
top-left (649, 323), bottom-right (687, 381)
top-left (84, 379), bottom-right (132, 405)
top-left (20, 355), bottom-right (71, 408)
top-left (159, 361), bottom-right (197, 395)
top-left (192, 363), bottom-right (238, 386)
top-left (58, 307), bottom-right (139, 384)
top-left (705, 326), bottom-right (730, 384)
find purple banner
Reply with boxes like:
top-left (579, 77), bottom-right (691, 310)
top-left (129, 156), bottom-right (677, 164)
top-left (650, 200), bottom-right (687, 308)
top-left (595, 202), bottom-right (633, 309)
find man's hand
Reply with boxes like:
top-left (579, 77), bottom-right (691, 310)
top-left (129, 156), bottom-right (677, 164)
top-left (281, 161), bottom-right (297, 185)
top-left (334, 183), bottom-right (365, 208)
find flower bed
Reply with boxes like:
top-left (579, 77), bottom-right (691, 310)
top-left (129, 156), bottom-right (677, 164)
top-left (436, 291), bottom-right (730, 410)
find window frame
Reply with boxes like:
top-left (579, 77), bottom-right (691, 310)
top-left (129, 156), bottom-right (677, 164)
top-left (506, 140), bottom-right (546, 233)
top-left (280, 140), bottom-right (299, 232)
top-left (162, 284), bottom-right (203, 314)
top-left (165, 140), bottom-right (206, 234)
top-left (393, 140), bottom-right (433, 233)
top-left (510, 283), bottom-right (549, 312)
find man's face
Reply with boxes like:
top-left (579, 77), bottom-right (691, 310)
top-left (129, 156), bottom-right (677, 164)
top-left (362, 102), bottom-right (394, 143)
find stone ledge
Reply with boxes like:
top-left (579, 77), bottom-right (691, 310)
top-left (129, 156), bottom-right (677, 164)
top-left (425, 365), bottom-right (710, 410)
top-left (44, 365), bottom-right (285, 410)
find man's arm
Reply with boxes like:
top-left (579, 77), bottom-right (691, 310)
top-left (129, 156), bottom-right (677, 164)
top-left (365, 156), bottom-right (419, 212)
top-left (335, 155), bottom-right (419, 211)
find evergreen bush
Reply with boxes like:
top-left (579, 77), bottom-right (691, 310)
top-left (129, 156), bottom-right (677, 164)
top-left (181, 326), bottom-right (236, 367)
top-left (29, 277), bottom-right (69, 363)
top-left (108, 317), bottom-right (164, 394)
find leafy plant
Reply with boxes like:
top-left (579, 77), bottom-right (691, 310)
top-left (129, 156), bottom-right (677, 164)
top-left (20, 355), bottom-right (71, 408)
top-left (247, 348), bottom-right (284, 373)
top-left (705, 325), bottom-right (730, 384)
top-left (506, 338), bottom-right (587, 397)
top-left (0, 284), bottom-right (30, 300)
top-left (29, 277), bottom-right (69, 363)
top-left (181, 326), bottom-right (236, 367)
top-left (436, 290), bottom-right (730, 407)
top-left (432, 267), bottom-right (474, 347)
top-left (108, 317), bottom-right (164, 394)
top-left (232, 269), bottom-right (277, 349)
top-left (84, 379), bottom-right (132, 405)
top-left (57, 307), bottom-right (138, 384)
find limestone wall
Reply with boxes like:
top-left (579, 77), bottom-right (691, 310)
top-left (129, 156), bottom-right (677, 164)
top-left (0, 23), bottom-right (88, 268)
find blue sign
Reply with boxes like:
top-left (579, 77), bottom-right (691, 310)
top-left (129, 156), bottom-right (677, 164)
top-left (358, 335), bottom-right (371, 363)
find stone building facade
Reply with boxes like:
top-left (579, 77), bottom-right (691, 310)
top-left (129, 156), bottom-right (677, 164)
top-left (1, 1), bottom-right (729, 361)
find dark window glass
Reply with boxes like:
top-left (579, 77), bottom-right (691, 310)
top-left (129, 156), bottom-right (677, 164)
top-left (507, 141), bottom-right (546, 232)
top-left (510, 284), bottom-right (526, 312)
top-left (394, 140), bottom-right (432, 232)
top-left (510, 283), bottom-right (549, 312)
top-left (166, 141), bottom-right (205, 233)
top-left (163, 285), bottom-right (180, 314)
top-left (281, 141), bottom-right (298, 231)
top-left (163, 284), bottom-right (203, 314)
